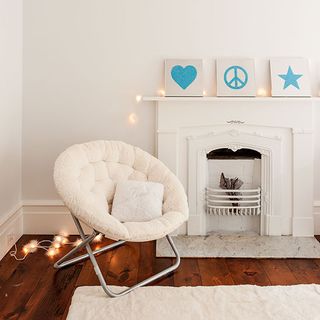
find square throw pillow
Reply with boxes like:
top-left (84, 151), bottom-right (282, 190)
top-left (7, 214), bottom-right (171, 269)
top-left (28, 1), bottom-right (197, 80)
top-left (111, 180), bottom-right (164, 222)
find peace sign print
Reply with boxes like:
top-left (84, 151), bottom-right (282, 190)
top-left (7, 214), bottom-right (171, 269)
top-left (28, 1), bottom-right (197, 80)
top-left (224, 65), bottom-right (248, 90)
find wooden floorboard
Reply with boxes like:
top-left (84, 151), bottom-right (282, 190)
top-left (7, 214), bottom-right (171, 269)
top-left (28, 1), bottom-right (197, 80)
top-left (174, 258), bottom-right (202, 286)
top-left (106, 242), bottom-right (140, 287)
top-left (225, 258), bottom-right (271, 286)
top-left (198, 258), bottom-right (234, 285)
top-left (259, 259), bottom-right (298, 285)
top-left (0, 235), bottom-right (320, 319)
top-left (286, 259), bottom-right (320, 284)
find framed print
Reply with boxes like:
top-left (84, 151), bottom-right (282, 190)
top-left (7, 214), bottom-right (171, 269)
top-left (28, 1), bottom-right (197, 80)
top-left (216, 58), bottom-right (256, 97)
top-left (270, 58), bottom-right (311, 97)
top-left (165, 59), bottom-right (203, 97)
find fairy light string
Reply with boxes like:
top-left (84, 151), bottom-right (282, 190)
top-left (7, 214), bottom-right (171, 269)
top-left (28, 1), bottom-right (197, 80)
top-left (10, 233), bottom-right (103, 261)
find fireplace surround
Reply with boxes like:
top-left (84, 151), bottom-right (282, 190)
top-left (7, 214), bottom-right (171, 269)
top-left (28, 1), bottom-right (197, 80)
top-left (145, 97), bottom-right (315, 237)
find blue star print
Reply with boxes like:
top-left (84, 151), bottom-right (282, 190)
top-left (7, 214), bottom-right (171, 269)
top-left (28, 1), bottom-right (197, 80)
top-left (278, 66), bottom-right (303, 90)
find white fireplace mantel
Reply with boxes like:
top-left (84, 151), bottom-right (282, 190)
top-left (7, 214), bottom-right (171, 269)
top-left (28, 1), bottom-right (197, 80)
top-left (145, 96), bottom-right (315, 237)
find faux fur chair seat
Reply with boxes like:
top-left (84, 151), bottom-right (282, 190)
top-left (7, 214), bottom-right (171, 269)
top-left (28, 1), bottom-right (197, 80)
top-left (54, 140), bottom-right (189, 242)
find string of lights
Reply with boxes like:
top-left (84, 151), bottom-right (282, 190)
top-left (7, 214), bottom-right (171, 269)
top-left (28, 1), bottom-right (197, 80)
top-left (9, 233), bottom-right (103, 261)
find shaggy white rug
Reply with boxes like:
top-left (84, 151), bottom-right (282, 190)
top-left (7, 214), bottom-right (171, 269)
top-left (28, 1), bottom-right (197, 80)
top-left (67, 285), bottom-right (320, 320)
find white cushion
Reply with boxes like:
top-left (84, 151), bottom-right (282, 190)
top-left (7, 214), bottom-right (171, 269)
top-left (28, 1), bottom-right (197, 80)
top-left (111, 180), bottom-right (164, 222)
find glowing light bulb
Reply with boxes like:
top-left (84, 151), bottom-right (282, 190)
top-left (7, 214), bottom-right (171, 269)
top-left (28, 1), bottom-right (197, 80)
top-left (28, 240), bottom-right (39, 253)
top-left (257, 88), bottom-right (267, 97)
top-left (54, 234), bottom-right (68, 244)
top-left (47, 247), bottom-right (56, 257)
top-left (158, 89), bottom-right (165, 97)
top-left (135, 95), bottom-right (142, 103)
top-left (203, 90), bottom-right (207, 96)
top-left (93, 233), bottom-right (103, 242)
top-left (128, 113), bottom-right (138, 124)
top-left (29, 241), bottom-right (36, 249)
top-left (23, 246), bottom-right (29, 254)
top-left (54, 235), bottom-right (63, 243)
top-left (53, 241), bottom-right (61, 249)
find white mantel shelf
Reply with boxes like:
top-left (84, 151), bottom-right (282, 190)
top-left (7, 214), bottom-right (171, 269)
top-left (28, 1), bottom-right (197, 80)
top-left (143, 96), bottom-right (320, 102)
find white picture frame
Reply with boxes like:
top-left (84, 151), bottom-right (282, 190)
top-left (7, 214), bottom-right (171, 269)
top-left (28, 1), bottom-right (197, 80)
top-left (216, 58), bottom-right (256, 97)
top-left (165, 59), bottom-right (203, 97)
top-left (270, 57), bottom-right (311, 97)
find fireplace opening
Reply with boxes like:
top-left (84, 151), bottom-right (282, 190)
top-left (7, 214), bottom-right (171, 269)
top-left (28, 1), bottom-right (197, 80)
top-left (207, 148), bottom-right (261, 160)
top-left (206, 148), bottom-right (262, 234)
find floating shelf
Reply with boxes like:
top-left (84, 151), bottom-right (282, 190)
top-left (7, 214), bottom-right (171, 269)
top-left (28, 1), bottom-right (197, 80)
top-left (143, 96), bottom-right (320, 102)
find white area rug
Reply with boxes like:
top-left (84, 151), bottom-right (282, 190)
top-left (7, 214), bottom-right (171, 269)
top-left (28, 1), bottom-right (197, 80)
top-left (67, 285), bottom-right (320, 320)
top-left (156, 233), bottom-right (320, 258)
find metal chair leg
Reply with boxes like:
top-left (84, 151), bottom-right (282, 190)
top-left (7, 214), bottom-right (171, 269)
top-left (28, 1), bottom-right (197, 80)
top-left (55, 215), bottom-right (181, 298)
top-left (54, 231), bottom-right (125, 269)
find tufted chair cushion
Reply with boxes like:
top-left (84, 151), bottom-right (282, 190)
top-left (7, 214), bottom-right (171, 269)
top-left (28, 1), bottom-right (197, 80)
top-left (54, 140), bottom-right (189, 241)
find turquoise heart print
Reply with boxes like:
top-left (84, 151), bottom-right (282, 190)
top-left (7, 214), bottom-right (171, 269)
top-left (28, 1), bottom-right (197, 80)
top-left (171, 65), bottom-right (197, 90)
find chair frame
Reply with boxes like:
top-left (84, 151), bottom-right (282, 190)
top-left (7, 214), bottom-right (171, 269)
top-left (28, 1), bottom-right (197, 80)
top-left (54, 214), bottom-right (180, 298)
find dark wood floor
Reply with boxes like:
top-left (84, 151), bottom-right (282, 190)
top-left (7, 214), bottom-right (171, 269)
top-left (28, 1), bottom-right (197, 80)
top-left (1, 235), bottom-right (320, 319)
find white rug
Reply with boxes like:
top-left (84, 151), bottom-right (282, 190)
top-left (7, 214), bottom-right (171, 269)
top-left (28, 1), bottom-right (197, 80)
top-left (156, 233), bottom-right (320, 258)
top-left (67, 285), bottom-right (320, 320)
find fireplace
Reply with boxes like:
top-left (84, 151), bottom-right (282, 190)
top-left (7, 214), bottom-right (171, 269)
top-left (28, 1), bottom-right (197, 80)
top-left (206, 148), bottom-right (261, 234)
top-left (187, 127), bottom-right (283, 236)
top-left (146, 97), bottom-right (314, 237)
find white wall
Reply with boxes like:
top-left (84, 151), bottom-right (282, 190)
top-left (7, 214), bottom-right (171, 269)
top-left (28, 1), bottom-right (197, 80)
top-left (22, 0), bottom-right (320, 202)
top-left (0, 0), bottom-right (23, 218)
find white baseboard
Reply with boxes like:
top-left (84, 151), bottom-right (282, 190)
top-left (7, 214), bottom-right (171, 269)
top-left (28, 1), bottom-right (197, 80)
top-left (0, 203), bottom-right (23, 260)
top-left (1, 199), bottom-right (320, 260)
top-left (22, 201), bottom-right (92, 234)
top-left (292, 217), bottom-right (314, 237)
top-left (314, 213), bottom-right (320, 234)
top-left (19, 200), bottom-right (320, 235)
top-left (313, 201), bottom-right (320, 235)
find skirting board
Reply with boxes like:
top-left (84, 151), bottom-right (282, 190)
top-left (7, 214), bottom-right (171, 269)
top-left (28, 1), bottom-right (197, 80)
top-left (20, 201), bottom-right (320, 235)
top-left (1, 201), bottom-right (320, 254)
top-left (292, 217), bottom-right (315, 237)
top-left (0, 204), bottom-right (23, 260)
top-left (23, 202), bottom-right (92, 234)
